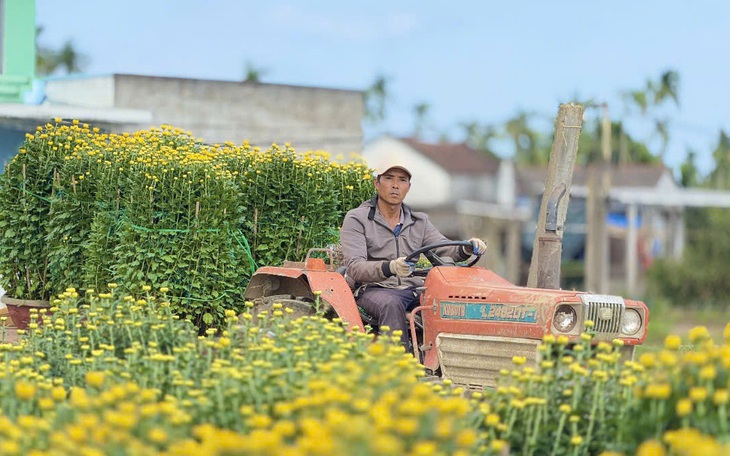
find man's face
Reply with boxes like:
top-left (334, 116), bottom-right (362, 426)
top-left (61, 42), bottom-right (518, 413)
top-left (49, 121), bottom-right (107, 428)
top-left (375, 169), bottom-right (411, 205)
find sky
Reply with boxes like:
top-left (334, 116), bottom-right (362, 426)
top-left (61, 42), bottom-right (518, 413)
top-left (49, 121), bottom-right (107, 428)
top-left (35, 0), bottom-right (730, 176)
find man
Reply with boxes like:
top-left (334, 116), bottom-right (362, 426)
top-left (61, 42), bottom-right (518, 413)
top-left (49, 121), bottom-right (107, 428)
top-left (340, 162), bottom-right (487, 347)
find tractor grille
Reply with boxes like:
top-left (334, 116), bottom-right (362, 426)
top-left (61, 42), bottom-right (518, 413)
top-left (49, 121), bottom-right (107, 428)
top-left (437, 333), bottom-right (540, 389)
top-left (580, 294), bottom-right (625, 338)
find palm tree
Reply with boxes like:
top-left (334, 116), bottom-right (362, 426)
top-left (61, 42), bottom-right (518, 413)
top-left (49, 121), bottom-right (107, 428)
top-left (459, 121), bottom-right (498, 157)
top-left (505, 111), bottom-right (542, 165)
top-left (35, 26), bottom-right (87, 76)
top-left (577, 119), bottom-right (655, 166)
top-left (412, 101), bottom-right (431, 138)
top-left (243, 61), bottom-right (268, 83)
top-left (654, 70), bottom-right (680, 107)
top-left (54, 40), bottom-right (85, 74)
top-left (622, 69), bottom-right (680, 159)
top-left (364, 74), bottom-right (389, 126)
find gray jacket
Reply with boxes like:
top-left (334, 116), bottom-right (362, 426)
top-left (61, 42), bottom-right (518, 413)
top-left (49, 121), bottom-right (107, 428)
top-left (340, 196), bottom-right (469, 290)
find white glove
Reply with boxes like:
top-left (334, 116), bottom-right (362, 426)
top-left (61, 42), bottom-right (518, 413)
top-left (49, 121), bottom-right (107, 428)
top-left (390, 257), bottom-right (414, 277)
top-left (466, 238), bottom-right (487, 255)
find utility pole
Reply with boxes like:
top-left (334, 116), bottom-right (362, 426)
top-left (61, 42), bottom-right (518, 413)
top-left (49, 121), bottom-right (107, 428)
top-left (527, 104), bottom-right (584, 289)
top-left (585, 104), bottom-right (611, 293)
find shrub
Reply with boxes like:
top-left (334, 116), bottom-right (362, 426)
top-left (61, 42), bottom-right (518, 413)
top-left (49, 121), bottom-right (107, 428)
top-left (646, 207), bottom-right (730, 308)
top-left (0, 121), bottom-right (373, 327)
top-left (0, 124), bottom-right (68, 298)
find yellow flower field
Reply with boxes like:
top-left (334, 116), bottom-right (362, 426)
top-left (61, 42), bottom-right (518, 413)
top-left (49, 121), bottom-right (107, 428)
top-left (0, 286), bottom-right (728, 455)
top-left (0, 122), bottom-right (728, 454)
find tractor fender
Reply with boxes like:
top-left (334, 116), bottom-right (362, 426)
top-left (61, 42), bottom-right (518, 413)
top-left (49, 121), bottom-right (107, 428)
top-left (244, 258), bottom-right (365, 331)
top-left (303, 269), bottom-right (365, 332)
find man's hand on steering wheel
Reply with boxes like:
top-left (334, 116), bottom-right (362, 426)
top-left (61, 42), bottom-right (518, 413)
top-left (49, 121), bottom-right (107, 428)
top-left (464, 238), bottom-right (487, 256)
top-left (404, 240), bottom-right (484, 276)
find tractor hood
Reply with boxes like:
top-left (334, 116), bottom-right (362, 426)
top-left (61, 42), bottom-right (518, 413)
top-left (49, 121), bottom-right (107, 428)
top-left (427, 266), bottom-right (583, 302)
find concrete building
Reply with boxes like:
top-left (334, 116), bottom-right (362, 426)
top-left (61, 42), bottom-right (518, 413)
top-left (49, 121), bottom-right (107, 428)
top-left (0, 73), bottom-right (365, 168)
top-left (42, 74), bottom-right (364, 154)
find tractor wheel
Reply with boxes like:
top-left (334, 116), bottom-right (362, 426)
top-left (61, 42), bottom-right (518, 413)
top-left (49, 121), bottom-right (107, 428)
top-left (251, 295), bottom-right (316, 320)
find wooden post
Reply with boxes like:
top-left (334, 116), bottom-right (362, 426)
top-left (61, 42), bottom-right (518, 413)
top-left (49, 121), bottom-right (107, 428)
top-left (506, 219), bottom-right (521, 284)
top-left (585, 169), bottom-right (599, 291)
top-left (527, 104), bottom-right (584, 289)
top-left (585, 104), bottom-right (611, 293)
top-left (626, 203), bottom-right (638, 296)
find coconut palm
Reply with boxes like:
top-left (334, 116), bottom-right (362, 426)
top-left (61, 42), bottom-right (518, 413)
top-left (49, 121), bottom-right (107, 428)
top-left (54, 40), bottom-right (85, 74)
top-left (622, 70), bottom-right (680, 159)
top-left (412, 101), bottom-right (431, 138)
top-left (243, 61), bottom-right (268, 83)
top-left (35, 26), bottom-right (86, 76)
top-left (505, 111), bottom-right (543, 165)
top-left (459, 121), bottom-right (498, 157)
top-left (364, 74), bottom-right (389, 126)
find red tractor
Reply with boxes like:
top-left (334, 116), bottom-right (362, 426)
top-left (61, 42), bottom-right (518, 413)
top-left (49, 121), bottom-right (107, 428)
top-left (243, 240), bottom-right (649, 388)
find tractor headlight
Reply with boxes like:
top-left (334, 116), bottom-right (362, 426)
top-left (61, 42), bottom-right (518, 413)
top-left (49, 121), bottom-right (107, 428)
top-left (553, 305), bottom-right (577, 333)
top-left (621, 308), bottom-right (642, 335)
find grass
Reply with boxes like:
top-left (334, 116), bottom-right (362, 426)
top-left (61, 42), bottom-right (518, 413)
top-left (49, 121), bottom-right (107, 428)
top-left (637, 297), bottom-right (728, 355)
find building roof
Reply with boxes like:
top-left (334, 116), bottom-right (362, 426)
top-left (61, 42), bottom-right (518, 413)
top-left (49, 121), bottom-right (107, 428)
top-left (401, 137), bottom-right (500, 175)
top-left (517, 163), bottom-right (674, 195)
top-left (572, 164), bottom-right (671, 188)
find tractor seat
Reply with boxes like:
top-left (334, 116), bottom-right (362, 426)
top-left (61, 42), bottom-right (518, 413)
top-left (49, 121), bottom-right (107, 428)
top-left (336, 265), bottom-right (422, 331)
top-left (357, 305), bottom-right (423, 333)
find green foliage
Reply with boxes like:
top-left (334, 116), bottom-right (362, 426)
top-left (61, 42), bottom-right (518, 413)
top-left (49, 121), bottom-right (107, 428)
top-left (0, 127), bottom-right (66, 299)
top-left (473, 327), bottom-right (730, 455)
top-left (0, 122), bottom-right (373, 328)
top-left (36, 26), bottom-right (87, 76)
top-left (577, 119), bottom-right (657, 166)
top-left (708, 130), bottom-right (730, 189)
top-left (646, 208), bottom-right (730, 308)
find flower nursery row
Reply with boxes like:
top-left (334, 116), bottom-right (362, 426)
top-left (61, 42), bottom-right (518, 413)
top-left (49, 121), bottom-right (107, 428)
top-left (0, 286), bottom-right (728, 455)
top-left (0, 121), bottom-right (374, 327)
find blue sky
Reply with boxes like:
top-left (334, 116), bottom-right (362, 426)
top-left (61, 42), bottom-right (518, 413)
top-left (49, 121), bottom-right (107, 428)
top-left (36, 1), bottom-right (730, 176)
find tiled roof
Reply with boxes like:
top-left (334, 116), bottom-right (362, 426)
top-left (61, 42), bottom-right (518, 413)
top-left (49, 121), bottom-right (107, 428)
top-left (517, 163), bottom-right (674, 195)
top-left (401, 137), bottom-right (500, 175)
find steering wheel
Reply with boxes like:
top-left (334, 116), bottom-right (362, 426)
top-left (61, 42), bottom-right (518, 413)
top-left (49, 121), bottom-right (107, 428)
top-left (404, 240), bottom-right (482, 276)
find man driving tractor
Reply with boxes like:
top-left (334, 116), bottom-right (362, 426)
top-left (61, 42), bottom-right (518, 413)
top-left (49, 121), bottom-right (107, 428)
top-left (339, 162), bottom-right (487, 347)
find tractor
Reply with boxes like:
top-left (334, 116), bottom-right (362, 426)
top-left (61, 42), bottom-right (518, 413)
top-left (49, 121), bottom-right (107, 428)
top-left (243, 240), bottom-right (649, 389)
top-left (243, 105), bottom-right (648, 388)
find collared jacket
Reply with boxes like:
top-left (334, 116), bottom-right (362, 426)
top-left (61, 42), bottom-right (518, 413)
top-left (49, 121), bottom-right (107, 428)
top-left (340, 196), bottom-right (470, 290)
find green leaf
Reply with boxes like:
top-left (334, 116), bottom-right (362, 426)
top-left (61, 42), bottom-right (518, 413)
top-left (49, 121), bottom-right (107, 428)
top-left (202, 312), bottom-right (213, 325)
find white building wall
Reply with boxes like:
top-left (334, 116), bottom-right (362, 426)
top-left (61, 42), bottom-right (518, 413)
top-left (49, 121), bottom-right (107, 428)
top-left (656, 171), bottom-right (678, 191)
top-left (362, 136), bottom-right (450, 208)
top-left (450, 175), bottom-right (497, 203)
top-left (44, 76), bottom-right (116, 108)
